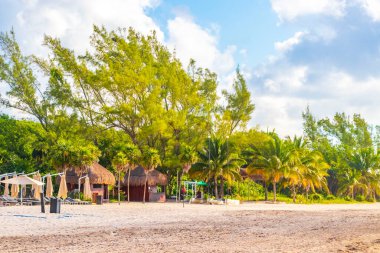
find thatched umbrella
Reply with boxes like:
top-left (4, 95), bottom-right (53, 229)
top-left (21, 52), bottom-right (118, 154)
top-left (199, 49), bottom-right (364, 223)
top-left (83, 176), bottom-right (92, 200)
top-left (11, 176), bottom-right (19, 198)
top-left (33, 172), bottom-right (42, 199)
top-left (3, 175), bottom-right (9, 196)
top-left (57, 174), bottom-right (68, 199)
top-left (123, 166), bottom-right (168, 187)
top-left (45, 174), bottom-right (53, 198)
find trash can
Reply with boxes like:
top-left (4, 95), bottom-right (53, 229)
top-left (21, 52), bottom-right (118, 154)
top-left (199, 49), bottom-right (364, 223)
top-left (96, 195), bottom-right (103, 205)
top-left (50, 198), bottom-right (61, 213)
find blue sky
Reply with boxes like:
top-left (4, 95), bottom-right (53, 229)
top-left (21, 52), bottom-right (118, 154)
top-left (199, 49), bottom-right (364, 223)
top-left (1, 0), bottom-right (380, 136)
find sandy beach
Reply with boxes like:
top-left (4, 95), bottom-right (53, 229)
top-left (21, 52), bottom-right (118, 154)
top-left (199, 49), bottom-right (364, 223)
top-left (1, 202), bottom-right (380, 253)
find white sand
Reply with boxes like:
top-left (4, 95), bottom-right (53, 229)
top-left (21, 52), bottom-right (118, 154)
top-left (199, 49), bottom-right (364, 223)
top-left (1, 202), bottom-right (380, 252)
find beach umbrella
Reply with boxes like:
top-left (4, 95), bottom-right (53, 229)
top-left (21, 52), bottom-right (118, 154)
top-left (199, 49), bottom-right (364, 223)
top-left (45, 174), bottom-right (53, 198)
top-left (83, 176), bottom-right (92, 200)
top-left (33, 172), bottom-right (42, 199)
top-left (57, 174), bottom-right (67, 199)
top-left (1, 175), bottom-right (44, 202)
top-left (1, 176), bottom-right (44, 186)
top-left (3, 175), bottom-right (9, 196)
top-left (11, 184), bottom-right (19, 198)
top-left (21, 185), bottom-right (27, 197)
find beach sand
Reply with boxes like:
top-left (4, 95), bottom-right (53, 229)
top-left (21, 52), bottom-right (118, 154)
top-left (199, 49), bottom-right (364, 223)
top-left (1, 202), bottom-right (380, 252)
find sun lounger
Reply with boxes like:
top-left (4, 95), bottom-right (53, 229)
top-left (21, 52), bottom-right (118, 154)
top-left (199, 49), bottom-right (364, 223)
top-left (0, 196), bottom-right (19, 206)
top-left (208, 198), bottom-right (225, 205)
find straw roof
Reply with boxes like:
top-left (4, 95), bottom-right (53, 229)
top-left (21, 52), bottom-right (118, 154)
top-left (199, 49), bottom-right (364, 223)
top-left (61, 163), bottom-right (116, 185)
top-left (240, 168), bottom-right (264, 181)
top-left (123, 166), bottom-right (167, 186)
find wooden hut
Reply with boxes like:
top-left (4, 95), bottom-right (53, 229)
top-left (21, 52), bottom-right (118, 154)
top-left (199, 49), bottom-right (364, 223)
top-left (60, 163), bottom-right (116, 202)
top-left (122, 166), bottom-right (167, 202)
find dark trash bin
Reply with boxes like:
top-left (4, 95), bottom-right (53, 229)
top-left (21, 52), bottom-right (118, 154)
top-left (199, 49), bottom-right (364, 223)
top-left (50, 198), bottom-right (61, 213)
top-left (96, 195), bottom-right (103, 205)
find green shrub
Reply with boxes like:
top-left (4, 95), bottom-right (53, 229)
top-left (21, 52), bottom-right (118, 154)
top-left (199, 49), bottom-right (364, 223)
top-left (366, 196), bottom-right (375, 202)
top-left (325, 194), bottom-right (336, 200)
top-left (296, 194), bottom-right (306, 203)
top-left (355, 194), bottom-right (365, 202)
top-left (310, 193), bottom-right (323, 202)
top-left (231, 179), bottom-right (264, 201)
top-left (344, 196), bottom-right (352, 201)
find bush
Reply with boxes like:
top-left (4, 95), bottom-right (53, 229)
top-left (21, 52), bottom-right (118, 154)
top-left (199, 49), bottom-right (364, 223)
top-left (366, 196), bottom-right (375, 202)
top-left (355, 194), bottom-right (365, 202)
top-left (325, 194), bottom-right (336, 200)
top-left (344, 196), bottom-right (352, 201)
top-left (296, 194), bottom-right (306, 203)
top-left (310, 193), bottom-right (323, 202)
top-left (231, 179), bottom-right (264, 201)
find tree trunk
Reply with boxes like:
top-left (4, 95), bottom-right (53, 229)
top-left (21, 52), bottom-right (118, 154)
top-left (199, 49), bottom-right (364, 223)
top-left (219, 177), bottom-right (224, 199)
top-left (127, 168), bottom-right (131, 203)
top-left (292, 184), bottom-right (296, 203)
top-left (374, 191), bottom-right (376, 203)
top-left (306, 186), bottom-right (309, 201)
top-left (264, 181), bottom-right (268, 201)
top-left (177, 171), bottom-right (183, 201)
top-left (273, 181), bottom-right (277, 202)
top-left (118, 171), bottom-right (121, 205)
top-left (214, 176), bottom-right (219, 199)
top-left (143, 171), bottom-right (148, 204)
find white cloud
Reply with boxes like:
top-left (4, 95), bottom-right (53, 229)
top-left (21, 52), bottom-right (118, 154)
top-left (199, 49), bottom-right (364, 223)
top-left (271, 0), bottom-right (346, 21)
top-left (167, 15), bottom-right (237, 89)
top-left (275, 31), bottom-right (307, 52)
top-left (358, 0), bottom-right (380, 22)
top-left (13, 0), bottom-right (163, 56)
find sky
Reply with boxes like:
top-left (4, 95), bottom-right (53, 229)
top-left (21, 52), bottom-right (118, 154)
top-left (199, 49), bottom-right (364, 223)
top-left (1, 0), bottom-right (380, 136)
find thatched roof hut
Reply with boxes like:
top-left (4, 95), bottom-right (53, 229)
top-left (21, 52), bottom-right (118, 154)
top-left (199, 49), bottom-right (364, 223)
top-left (123, 166), bottom-right (167, 186)
top-left (59, 163), bottom-right (116, 185)
top-left (240, 168), bottom-right (263, 181)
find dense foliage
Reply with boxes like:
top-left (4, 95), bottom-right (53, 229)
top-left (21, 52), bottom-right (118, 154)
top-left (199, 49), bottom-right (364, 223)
top-left (0, 27), bottom-right (379, 202)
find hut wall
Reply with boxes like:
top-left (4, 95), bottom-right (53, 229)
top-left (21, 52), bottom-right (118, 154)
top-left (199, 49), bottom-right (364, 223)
top-left (128, 185), bottom-right (149, 202)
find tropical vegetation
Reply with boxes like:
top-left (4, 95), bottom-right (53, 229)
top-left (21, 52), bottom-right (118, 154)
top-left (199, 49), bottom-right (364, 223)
top-left (0, 27), bottom-right (380, 203)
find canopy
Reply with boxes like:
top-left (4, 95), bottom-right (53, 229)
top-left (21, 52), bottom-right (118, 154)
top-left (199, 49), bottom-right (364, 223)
top-left (197, 181), bottom-right (208, 186)
top-left (0, 175), bottom-right (44, 186)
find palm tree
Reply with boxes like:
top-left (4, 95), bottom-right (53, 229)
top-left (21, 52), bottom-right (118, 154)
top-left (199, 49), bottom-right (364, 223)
top-left (244, 135), bottom-right (292, 202)
top-left (190, 138), bottom-right (243, 199)
top-left (140, 148), bottom-right (161, 204)
top-left (338, 148), bottom-right (378, 199)
top-left (367, 168), bottom-right (380, 202)
top-left (300, 150), bottom-right (329, 200)
top-left (112, 152), bottom-right (129, 205)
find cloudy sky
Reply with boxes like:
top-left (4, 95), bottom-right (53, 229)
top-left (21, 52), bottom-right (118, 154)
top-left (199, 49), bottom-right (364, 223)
top-left (1, 0), bottom-right (380, 136)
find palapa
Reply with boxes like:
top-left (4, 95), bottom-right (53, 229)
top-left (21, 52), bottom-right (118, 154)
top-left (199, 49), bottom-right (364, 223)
top-left (123, 166), bottom-right (167, 186)
top-left (62, 163), bottom-right (115, 185)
